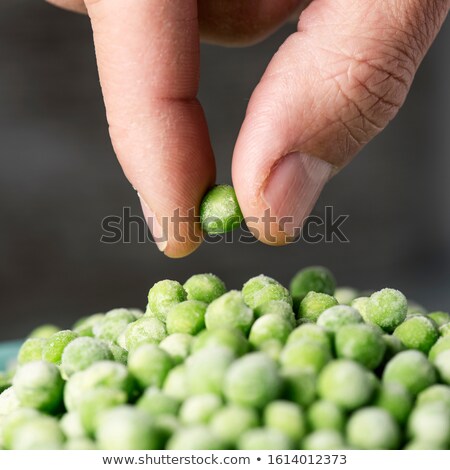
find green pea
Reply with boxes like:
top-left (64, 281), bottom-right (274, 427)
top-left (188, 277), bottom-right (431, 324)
top-left (166, 300), bottom-right (207, 335)
top-left (280, 339), bottom-right (331, 374)
top-left (428, 336), bottom-right (450, 362)
top-left (254, 300), bottom-right (296, 327)
top-left (416, 384), bottom-right (450, 409)
top-left (167, 425), bottom-right (225, 450)
top-left (439, 323), bottom-right (450, 337)
top-left (428, 311), bottom-right (450, 327)
top-left (374, 382), bottom-right (413, 424)
top-left (335, 323), bottom-right (386, 370)
top-left (108, 343), bottom-right (128, 364)
top-left (302, 430), bottom-right (346, 450)
top-left (42, 330), bottom-right (78, 365)
top-left (124, 317), bottom-right (167, 351)
top-left (93, 308), bottom-right (136, 343)
top-left (179, 394), bottom-right (222, 425)
top-left (289, 266), bottom-right (336, 310)
top-left (318, 360), bottom-right (375, 410)
top-left (0, 387), bottom-right (20, 416)
top-left (350, 297), bottom-right (370, 322)
top-left (287, 324), bottom-right (332, 350)
top-left (435, 350), bottom-right (450, 384)
top-left (334, 287), bottom-right (359, 305)
top-left (184, 273), bottom-right (226, 304)
top-left (147, 280), bottom-right (187, 322)
top-left (59, 412), bottom-right (86, 440)
top-left (1, 408), bottom-right (42, 450)
top-left (17, 338), bottom-right (46, 365)
top-left (128, 344), bottom-right (173, 389)
top-left (210, 405), bottom-right (259, 447)
top-left (13, 361), bottom-right (64, 413)
top-left (200, 185), bottom-right (243, 234)
top-left (28, 324), bottom-right (60, 339)
top-left (407, 403), bottom-right (450, 448)
top-left (242, 275), bottom-right (292, 310)
top-left (393, 315), bottom-right (439, 354)
top-left (365, 288), bottom-right (408, 333)
top-left (299, 292), bottom-right (338, 322)
top-left (347, 407), bottom-right (400, 449)
top-left (163, 365), bottom-right (189, 402)
top-left (307, 400), bottom-right (345, 432)
top-left (159, 333), bottom-right (193, 364)
top-left (192, 328), bottom-right (248, 357)
top-left (97, 406), bottom-right (161, 450)
top-left (264, 400), bottom-right (306, 442)
top-left (11, 415), bottom-right (64, 450)
top-left (249, 314), bottom-right (293, 349)
top-left (73, 313), bottom-right (105, 337)
top-left (381, 334), bottom-right (404, 364)
top-left (383, 350), bottom-right (437, 396)
top-left (137, 387), bottom-right (180, 417)
top-left (224, 352), bottom-right (282, 409)
top-left (61, 337), bottom-right (113, 378)
top-left (205, 291), bottom-right (254, 335)
top-left (317, 306), bottom-right (363, 334)
top-left (281, 368), bottom-right (317, 407)
top-left (238, 427), bottom-right (293, 450)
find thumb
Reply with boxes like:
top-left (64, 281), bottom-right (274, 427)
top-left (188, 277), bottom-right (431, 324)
top-left (232, 0), bottom-right (449, 244)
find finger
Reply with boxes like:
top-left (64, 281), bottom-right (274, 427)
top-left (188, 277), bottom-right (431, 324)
top-left (46, 0), bottom-right (87, 14)
top-left (84, 0), bottom-right (215, 258)
top-left (233, 0), bottom-right (449, 245)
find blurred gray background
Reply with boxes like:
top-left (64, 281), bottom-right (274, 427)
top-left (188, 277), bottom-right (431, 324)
top-left (0, 1), bottom-right (449, 340)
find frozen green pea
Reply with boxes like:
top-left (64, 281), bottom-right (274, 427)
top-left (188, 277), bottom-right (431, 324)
top-left (13, 361), bottom-right (64, 413)
top-left (407, 403), bottom-right (450, 448)
top-left (225, 352), bottom-right (282, 408)
top-left (108, 343), bottom-right (128, 364)
top-left (163, 365), bottom-right (188, 402)
top-left (307, 400), bottom-right (345, 432)
top-left (317, 306), bottom-right (362, 333)
top-left (167, 425), bottom-right (225, 450)
top-left (59, 412), bottom-right (86, 440)
top-left (0, 387), bottom-right (20, 416)
top-left (258, 340), bottom-right (284, 361)
top-left (179, 394), bottom-right (222, 425)
top-left (200, 184), bottom-right (243, 234)
top-left (42, 330), bottom-right (78, 365)
top-left (350, 296), bottom-right (370, 322)
top-left (347, 407), bottom-right (400, 449)
top-left (11, 415), bottom-right (64, 450)
top-left (28, 324), bottom-right (60, 339)
top-left (238, 427), bottom-right (293, 450)
top-left (393, 315), bottom-right (439, 354)
top-left (335, 324), bottom-right (386, 370)
top-left (64, 361), bottom-right (134, 412)
top-left (186, 347), bottom-right (234, 396)
top-left (302, 430), bottom-right (346, 450)
top-left (281, 368), bottom-right (317, 407)
top-left (73, 313), bottom-right (105, 337)
top-left (159, 333), bottom-right (193, 364)
top-left (128, 344), bottom-right (173, 389)
top-left (210, 405), bottom-right (259, 447)
top-left (147, 280), bottom-right (187, 322)
top-left (17, 338), bottom-right (46, 365)
top-left (383, 350), bottom-right (436, 395)
top-left (61, 337), bottom-right (113, 377)
top-left (287, 324), bottom-right (331, 350)
top-left (79, 387), bottom-right (127, 436)
top-left (124, 317), bottom-right (167, 351)
top-left (417, 384), bottom-right (450, 409)
top-left (205, 291), bottom-right (254, 335)
top-left (435, 350), bottom-right (450, 384)
top-left (264, 400), bottom-right (306, 442)
top-left (166, 300), bottom-right (207, 335)
top-left (242, 275), bottom-right (292, 310)
top-left (365, 288), bottom-right (408, 332)
top-left (192, 328), bottom-right (248, 357)
top-left (281, 339), bottom-right (331, 374)
top-left (184, 273), bottom-right (226, 304)
top-left (428, 336), bottom-right (450, 362)
top-left (334, 287), bottom-right (359, 305)
top-left (93, 308), bottom-right (136, 343)
top-left (381, 334), bottom-right (404, 363)
top-left (249, 314), bottom-right (293, 349)
top-left (439, 323), bottom-right (450, 337)
top-left (290, 266), bottom-right (336, 310)
top-left (299, 292), bottom-right (338, 322)
top-left (254, 300), bottom-right (296, 327)
top-left (65, 438), bottom-right (97, 450)
top-left (318, 360), bottom-right (375, 410)
top-left (1, 408), bottom-right (42, 450)
top-left (428, 311), bottom-right (450, 327)
top-left (97, 406), bottom-right (161, 450)
top-left (374, 382), bottom-right (413, 424)
top-left (137, 387), bottom-right (180, 416)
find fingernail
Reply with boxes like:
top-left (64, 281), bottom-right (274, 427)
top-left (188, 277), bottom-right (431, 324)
top-left (262, 152), bottom-right (333, 238)
top-left (138, 194), bottom-right (167, 252)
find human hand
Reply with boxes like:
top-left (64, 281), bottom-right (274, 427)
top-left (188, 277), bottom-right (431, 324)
top-left (46, 0), bottom-right (449, 257)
